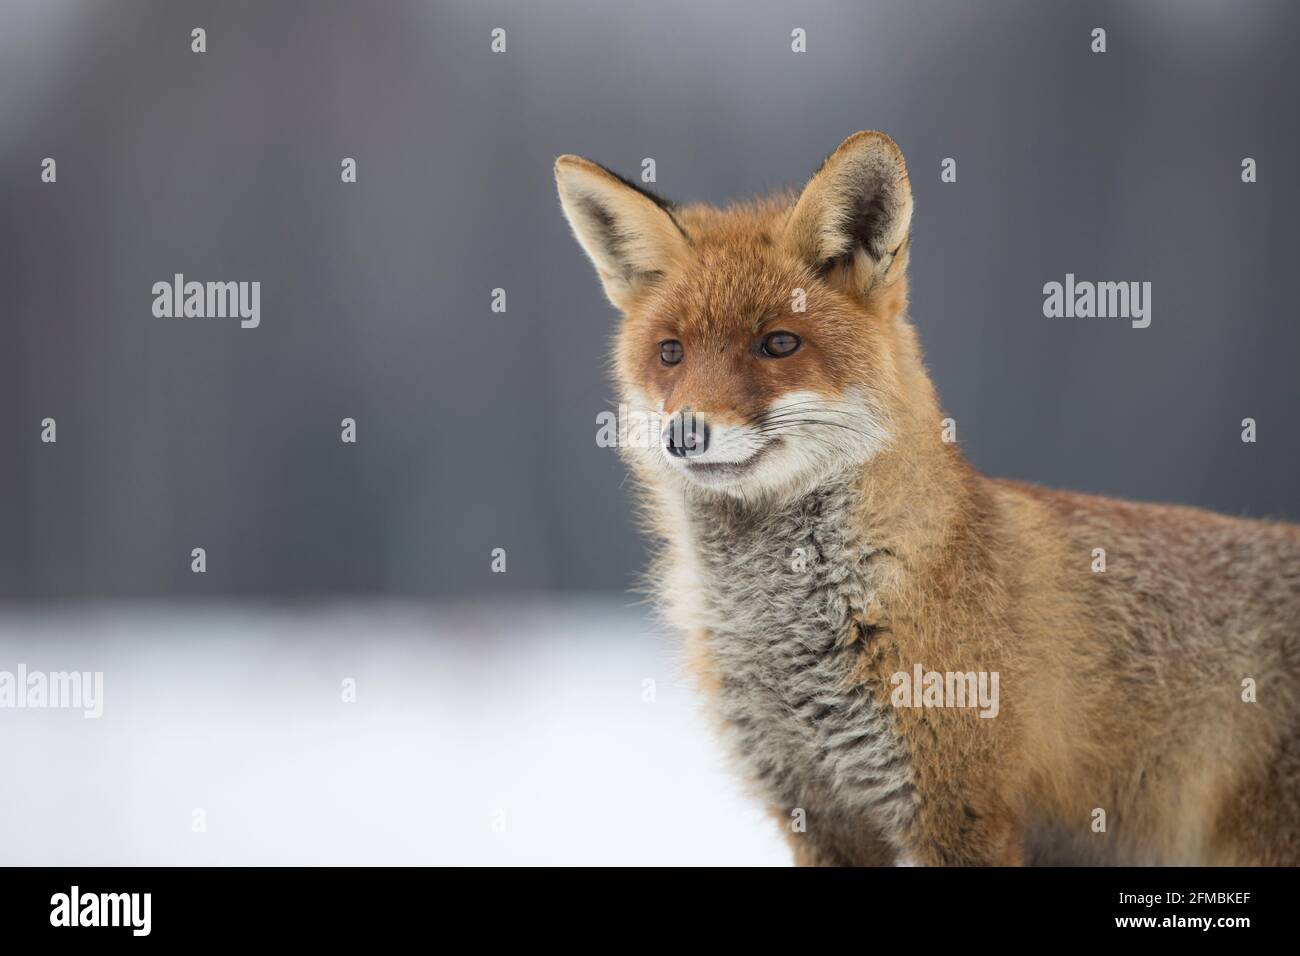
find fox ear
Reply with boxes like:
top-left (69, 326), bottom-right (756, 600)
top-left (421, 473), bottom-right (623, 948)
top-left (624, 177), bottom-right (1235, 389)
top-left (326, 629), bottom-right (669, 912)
top-left (555, 155), bottom-right (691, 311)
top-left (783, 131), bottom-right (913, 298)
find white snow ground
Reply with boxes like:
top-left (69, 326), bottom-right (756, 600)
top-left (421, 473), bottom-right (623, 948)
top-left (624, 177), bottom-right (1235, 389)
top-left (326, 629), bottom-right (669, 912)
top-left (0, 597), bottom-right (790, 866)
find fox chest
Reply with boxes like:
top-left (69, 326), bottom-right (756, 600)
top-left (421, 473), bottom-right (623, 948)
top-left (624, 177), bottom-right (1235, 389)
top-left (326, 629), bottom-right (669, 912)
top-left (681, 486), bottom-right (917, 836)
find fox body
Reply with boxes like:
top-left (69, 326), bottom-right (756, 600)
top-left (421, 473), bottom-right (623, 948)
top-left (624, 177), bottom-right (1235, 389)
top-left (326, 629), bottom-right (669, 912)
top-left (555, 132), bottom-right (1300, 865)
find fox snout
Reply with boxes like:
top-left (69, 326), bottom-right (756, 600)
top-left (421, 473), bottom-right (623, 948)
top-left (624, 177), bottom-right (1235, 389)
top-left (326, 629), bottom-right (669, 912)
top-left (657, 409), bottom-right (788, 490)
top-left (662, 413), bottom-right (710, 459)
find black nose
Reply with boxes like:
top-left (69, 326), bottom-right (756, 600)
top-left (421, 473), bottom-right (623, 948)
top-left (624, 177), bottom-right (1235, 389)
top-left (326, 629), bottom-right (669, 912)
top-left (664, 415), bottom-right (709, 458)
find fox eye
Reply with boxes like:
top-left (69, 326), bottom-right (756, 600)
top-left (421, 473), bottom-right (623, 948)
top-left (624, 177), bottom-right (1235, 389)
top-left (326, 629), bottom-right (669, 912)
top-left (659, 339), bottom-right (684, 366)
top-left (761, 331), bottom-right (800, 358)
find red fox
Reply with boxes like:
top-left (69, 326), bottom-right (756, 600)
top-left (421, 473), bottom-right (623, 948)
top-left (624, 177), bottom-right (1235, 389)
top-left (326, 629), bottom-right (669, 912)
top-left (555, 131), bottom-right (1300, 866)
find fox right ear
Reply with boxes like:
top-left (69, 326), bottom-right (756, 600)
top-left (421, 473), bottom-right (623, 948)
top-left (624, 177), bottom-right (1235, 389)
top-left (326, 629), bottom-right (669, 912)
top-left (783, 131), bottom-right (913, 300)
top-left (555, 156), bottom-right (690, 311)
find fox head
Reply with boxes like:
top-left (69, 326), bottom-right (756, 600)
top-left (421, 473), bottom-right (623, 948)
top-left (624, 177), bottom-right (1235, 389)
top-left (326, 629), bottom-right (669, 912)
top-left (556, 131), bottom-right (927, 502)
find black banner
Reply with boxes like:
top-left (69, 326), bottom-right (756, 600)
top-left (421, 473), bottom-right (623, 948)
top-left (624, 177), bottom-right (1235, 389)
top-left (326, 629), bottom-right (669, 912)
top-left (0, 866), bottom-right (1292, 942)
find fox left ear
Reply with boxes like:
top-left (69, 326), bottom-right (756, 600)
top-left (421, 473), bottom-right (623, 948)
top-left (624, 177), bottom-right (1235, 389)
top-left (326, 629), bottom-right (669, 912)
top-left (783, 131), bottom-right (913, 298)
top-left (555, 155), bottom-right (691, 312)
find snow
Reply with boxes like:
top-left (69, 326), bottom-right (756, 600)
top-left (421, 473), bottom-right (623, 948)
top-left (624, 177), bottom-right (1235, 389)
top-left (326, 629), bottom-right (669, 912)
top-left (0, 598), bottom-right (789, 866)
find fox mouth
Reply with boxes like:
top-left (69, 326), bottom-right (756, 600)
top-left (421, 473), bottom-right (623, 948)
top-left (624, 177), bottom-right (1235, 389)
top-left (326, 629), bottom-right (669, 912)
top-left (682, 439), bottom-right (780, 482)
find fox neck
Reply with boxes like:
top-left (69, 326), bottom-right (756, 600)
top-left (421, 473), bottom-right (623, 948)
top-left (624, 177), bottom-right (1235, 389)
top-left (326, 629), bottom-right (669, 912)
top-left (850, 403), bottom-right (980, 574)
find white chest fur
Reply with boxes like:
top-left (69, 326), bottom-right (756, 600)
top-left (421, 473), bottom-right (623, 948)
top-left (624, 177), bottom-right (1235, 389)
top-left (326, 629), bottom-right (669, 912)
top-left (673, 476), bottom-right (918, 839)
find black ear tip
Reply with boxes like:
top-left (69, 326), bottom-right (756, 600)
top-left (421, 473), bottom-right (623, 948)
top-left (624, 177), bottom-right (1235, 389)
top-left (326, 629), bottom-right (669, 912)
top-left (553, 156), bottom-right (678, 214)
top-left (585, 161), bottom-right (677, 213)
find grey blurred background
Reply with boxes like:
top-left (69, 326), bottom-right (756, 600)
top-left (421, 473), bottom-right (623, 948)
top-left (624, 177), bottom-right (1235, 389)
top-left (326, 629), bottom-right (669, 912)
top-left (2, 0), bottom-right (1296, 600)
top-left (0, 0), bottom-right (1296, 864)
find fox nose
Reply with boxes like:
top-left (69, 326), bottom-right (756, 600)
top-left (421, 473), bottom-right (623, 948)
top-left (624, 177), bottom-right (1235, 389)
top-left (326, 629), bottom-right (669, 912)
top-left (663, 415), bottom-right (710, 459)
